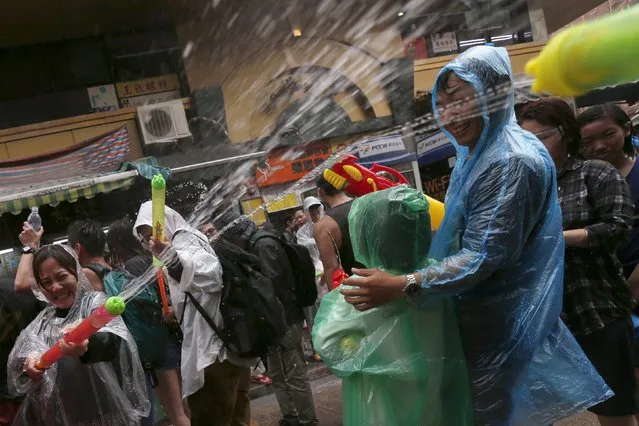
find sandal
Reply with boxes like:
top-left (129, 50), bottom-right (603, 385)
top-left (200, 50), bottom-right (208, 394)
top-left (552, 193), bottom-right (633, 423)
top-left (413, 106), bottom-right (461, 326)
top-left (251, 374), bottom-right (272, 385)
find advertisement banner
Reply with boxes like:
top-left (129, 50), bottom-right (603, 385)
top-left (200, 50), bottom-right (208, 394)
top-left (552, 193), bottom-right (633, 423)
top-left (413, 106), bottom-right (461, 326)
top-left (417, 132), bottom-right (449, 156)
top-left (359, 135), bottom-right (406, 159)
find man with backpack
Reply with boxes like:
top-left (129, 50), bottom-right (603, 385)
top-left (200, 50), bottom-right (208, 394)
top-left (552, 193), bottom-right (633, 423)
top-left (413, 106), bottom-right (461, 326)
top-left (135, 201), bottom-right (258, 426)
top-left (216, 211), bottom-right (319, 426)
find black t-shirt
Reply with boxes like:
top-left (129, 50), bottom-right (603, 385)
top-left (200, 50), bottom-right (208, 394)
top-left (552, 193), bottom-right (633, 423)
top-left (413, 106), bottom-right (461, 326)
top-left (0, 278), bottom-right (45, 401)
top-left (325, 200), bottom-right (364, 275)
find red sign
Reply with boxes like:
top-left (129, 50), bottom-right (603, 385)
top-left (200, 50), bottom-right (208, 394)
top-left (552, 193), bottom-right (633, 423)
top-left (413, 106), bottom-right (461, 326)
top-left (404, 37), bottom-right (429, 60)
top-left (256, 142), bottom-right (332, 187)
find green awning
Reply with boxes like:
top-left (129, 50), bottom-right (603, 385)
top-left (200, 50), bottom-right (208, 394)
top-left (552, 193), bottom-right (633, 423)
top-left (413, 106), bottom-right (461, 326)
top-left (0, 171), bottom-right (138, 216)
top-left (0, 157), bottom-right (171, 216)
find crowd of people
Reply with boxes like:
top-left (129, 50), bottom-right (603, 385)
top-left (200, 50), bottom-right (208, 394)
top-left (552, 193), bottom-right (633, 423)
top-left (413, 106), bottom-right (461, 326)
top-left (0, 44), bottom-right (638, 426)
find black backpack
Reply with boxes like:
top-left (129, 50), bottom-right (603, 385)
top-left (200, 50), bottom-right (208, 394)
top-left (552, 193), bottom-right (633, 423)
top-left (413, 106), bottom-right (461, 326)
top-left (250, 230), bottom-right (318, 308)
top-left (179, 233), bottom-right (287, 358)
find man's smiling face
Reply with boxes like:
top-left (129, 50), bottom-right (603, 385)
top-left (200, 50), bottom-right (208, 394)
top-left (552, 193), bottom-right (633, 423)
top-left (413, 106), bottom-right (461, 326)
top-left (436, 73), bottom-right (484, 151)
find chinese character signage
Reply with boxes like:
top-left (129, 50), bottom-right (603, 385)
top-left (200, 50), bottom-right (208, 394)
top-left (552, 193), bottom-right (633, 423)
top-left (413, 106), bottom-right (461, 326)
top-left (120, 90), bottom-right (182, 108)
top-left (256, 142), bottom-right (332, 188)
top-left (116, 74), bottom-right (181, 99)
top-left (431, 32), bottom-right (458, 54)
top-left (358, 135), bottom-right (406, 159)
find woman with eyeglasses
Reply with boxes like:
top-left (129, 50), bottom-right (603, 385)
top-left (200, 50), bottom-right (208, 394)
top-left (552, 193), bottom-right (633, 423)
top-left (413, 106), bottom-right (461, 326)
top-left (520, 98), bottom-right (637, 426)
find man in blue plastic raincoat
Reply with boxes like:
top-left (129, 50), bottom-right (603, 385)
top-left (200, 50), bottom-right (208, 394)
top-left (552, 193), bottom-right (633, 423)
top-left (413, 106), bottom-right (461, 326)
top-left (341, 46), bottom-right (612, 425)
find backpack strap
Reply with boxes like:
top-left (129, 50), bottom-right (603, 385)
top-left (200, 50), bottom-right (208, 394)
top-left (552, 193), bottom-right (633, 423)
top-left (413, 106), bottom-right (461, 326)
top-left (183, 292), bottom-right (227, 344)
top-left (249, 230), bottom-right (281, 251)
top-left (84, 263), bottom-right (111, 280)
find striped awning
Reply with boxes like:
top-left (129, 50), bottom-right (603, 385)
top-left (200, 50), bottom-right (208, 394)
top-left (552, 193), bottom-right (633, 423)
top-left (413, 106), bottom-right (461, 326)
top-left (0, 170), bottom-right (138, 215)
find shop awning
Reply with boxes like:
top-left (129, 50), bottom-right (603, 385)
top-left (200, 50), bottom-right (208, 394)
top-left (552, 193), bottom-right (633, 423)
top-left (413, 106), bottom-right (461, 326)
top-left (0, 123), bottom-right (170, 215)
top-left (0, 170), bottom-right (139, 215)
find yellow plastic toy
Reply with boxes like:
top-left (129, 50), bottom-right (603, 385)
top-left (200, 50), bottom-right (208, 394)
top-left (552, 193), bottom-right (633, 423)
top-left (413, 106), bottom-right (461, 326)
top-left (526, 4), bottom-right (639, 96)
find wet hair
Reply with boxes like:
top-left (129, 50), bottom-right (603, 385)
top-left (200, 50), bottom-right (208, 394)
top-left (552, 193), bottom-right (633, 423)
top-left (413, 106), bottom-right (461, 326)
top-left (67, 219), bottom-right (107, 257)
top-left (519, 98), bottom-right (581, 156)
top-left (107, 219), bottom-right (147, 267)
top-left (577, 103), bottom-right (635, 157)
top-left (315, 173), bottom-right (340, 196)
top-left (32, 245), bottom-right (78, 287)
top-left (214, 210), bottom-right (257, 241)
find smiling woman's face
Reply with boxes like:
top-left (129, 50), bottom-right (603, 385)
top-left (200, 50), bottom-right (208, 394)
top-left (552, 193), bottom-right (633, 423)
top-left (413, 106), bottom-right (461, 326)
top-left (437, 73), bottom-right (484, 150)
top-left (38, 257), bottom-right (78, 309)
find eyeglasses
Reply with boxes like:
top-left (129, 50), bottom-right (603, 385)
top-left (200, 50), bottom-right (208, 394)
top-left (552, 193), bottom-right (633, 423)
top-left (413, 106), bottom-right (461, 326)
top-left (533, 127), bottom-right (563, 142)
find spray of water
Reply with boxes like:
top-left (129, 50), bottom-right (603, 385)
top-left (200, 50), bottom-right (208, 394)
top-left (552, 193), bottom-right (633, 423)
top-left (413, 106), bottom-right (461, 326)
top-left (92, 0), bottom-right (551, 302)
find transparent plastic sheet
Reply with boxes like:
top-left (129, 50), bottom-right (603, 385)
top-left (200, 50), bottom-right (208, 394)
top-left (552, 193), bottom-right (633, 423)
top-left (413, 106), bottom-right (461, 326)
top-left (312, 186), bottom-right (473, 426)
top-left (7, 246), bottom-right (150, 425)
top-left (418, 46), bottom-right (612, 425)
top-left (297, 196), bottom-right (325, 274)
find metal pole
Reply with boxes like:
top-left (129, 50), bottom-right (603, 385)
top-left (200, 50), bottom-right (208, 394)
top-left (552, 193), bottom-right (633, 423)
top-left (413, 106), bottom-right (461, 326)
top-left (402, 125), bottom-right (423, 192)
top-left (170, 151), bottom-right (267, 174)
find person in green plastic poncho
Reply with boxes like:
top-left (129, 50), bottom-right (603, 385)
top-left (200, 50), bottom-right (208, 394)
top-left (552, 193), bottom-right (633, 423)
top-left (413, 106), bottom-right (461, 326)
top-left (312, 185), bottom-right (474, 426)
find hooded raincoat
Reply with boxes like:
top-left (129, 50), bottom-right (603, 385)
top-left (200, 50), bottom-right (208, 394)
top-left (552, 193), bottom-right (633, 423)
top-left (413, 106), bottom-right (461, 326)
top-left (313, 186), bottom-right (473, 426)
top-left (7, 246), bottom-right (149, 425)
top-left (134, 202), bottom-right (252, 399)
top-left (417, 46), bottom-right (612, 425)
top-left (296, 196), bottom-right (325, 274)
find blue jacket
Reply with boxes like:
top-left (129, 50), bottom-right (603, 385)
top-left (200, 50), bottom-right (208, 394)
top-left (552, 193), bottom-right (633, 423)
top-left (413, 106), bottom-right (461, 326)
top-left (418, 46), bottom-right (612, 425)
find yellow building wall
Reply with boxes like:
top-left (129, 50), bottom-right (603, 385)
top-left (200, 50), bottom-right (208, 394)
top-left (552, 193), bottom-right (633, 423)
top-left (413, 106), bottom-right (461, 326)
top-left (414, 42), bottom-right (545, 93)
top-left (177, 15), bottom-right (405, 145)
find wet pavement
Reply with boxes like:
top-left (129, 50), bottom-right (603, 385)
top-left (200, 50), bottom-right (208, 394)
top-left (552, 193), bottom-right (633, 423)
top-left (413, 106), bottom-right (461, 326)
top-left (250, 374), bottom-right (599, 426)
top-left (251, 375), bottom-right (342, 426)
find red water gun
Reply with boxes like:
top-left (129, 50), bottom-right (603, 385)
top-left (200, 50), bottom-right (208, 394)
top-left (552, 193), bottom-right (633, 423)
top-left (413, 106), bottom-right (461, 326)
top-left (323, 154), bottom-right (408, 197)
top-left (323, 155), bottom-right (409, 290)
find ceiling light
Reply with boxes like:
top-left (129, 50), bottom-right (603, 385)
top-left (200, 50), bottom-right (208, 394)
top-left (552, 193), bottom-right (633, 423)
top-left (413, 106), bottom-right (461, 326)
top-left (398, 11), bottom-right (405, 17)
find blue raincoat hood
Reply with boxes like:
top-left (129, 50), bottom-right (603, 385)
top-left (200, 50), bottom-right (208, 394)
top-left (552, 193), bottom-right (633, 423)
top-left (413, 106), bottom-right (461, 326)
top-left (418, 46), bottom-right (612, 425)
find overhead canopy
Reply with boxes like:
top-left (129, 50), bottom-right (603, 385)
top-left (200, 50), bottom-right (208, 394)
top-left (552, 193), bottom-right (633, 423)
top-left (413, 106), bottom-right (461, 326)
top-left (0, 125), bottom-right (169, 216)
top-left (0, 170), bottom-right (139, 216)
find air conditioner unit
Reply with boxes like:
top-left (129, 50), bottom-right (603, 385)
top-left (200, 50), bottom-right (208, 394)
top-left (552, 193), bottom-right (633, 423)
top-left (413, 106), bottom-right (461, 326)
top-left (137, 100), bottom-right (191, 145)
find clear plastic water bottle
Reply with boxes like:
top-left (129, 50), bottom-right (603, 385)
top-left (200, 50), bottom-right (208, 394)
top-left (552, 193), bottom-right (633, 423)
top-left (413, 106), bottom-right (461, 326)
top-left (27, 207), bottom-right (42, 232)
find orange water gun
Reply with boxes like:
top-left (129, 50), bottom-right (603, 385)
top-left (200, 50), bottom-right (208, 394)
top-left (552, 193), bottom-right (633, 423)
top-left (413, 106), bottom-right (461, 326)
top-left (323, 155), bottom-right (408, 196)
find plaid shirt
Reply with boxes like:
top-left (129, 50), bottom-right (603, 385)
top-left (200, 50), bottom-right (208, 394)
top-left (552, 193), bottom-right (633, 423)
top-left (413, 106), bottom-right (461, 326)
top-left (559, 157), bottom-right (634, 337)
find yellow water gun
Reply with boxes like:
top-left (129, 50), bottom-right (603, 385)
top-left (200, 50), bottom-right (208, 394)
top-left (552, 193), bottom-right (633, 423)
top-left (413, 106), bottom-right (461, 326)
top-left (526, 5), bottom-right (639, 96)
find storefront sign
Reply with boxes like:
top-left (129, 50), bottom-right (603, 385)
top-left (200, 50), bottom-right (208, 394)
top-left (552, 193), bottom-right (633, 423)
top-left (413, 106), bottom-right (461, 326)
top-left (116, 74), bottom-right (181, 99)
top-left (262, 192), bottom-right (302, 213)
top-left (417, 132), bottom-right (449, 156)
top-left (120, 90), bottom-right (182, 108)
top-left (256, 142), bottom-right (332, 188)
top-left (431, 32), bottom-right (458, 54)
top-left (240, 197), bottom-right (267, 225)
top-left (87, 85), bottom-right (119, 112)
top-left (358, 135), bottom-right (406, 159)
